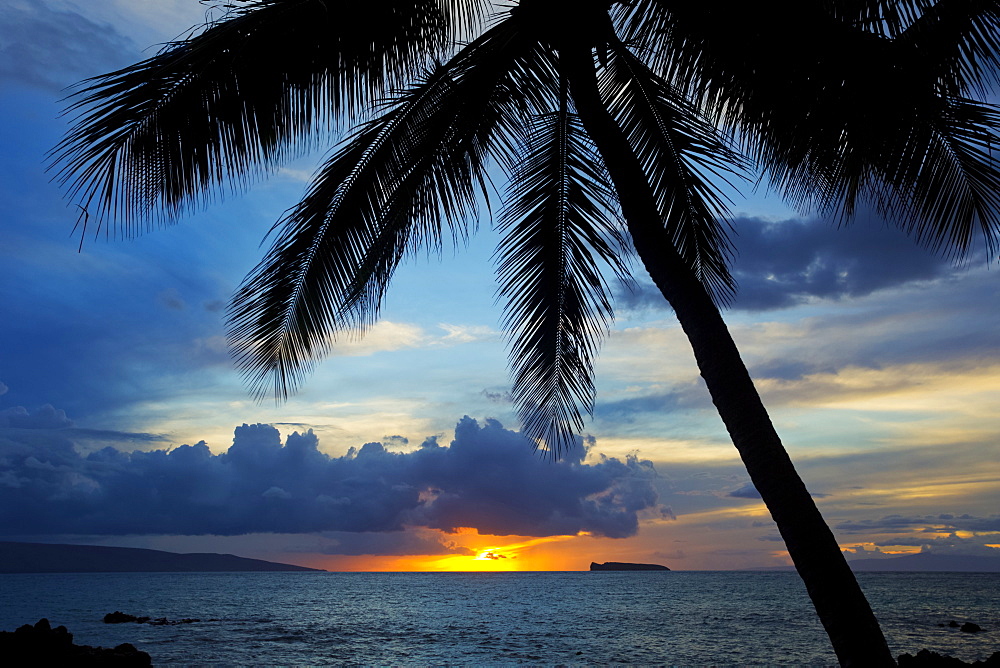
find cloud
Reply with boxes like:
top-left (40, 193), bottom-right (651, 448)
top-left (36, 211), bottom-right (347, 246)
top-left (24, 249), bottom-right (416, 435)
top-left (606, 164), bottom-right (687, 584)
top-left (728, 216), bottom-right (952, 311)
top-left (836, 513), bottom-right (1000, 535)
top-left (0, 381), bottom-right (7, 396)
top-left (159, 289), bottom-right (186, 311)
top-left (728, 483), bottom-right (762, 499)
top-left (842, 545), bottom-right (895, 560)
top-left (327, 321), bottom-right (497, 357)
top-left (595, 392), bottom-right (686, 424)
top-left (0, 415), bottom-right (665, 540)
top-left (0, 405), bottom-right (73, 430)
top-left (0, 1), bottom-right (137, 90)
top-left (481, 389), bottom-right (512, 405)
top-left (277, 167), bottom-right (314, 183)
top-left (616, 214), bottom-right (953, 313)
top-left (843, 530), bottom-right (1000, 559)
top-left (727, 481), bottom-right (826, 501)
top-left (308, 530), bottom-right (474, 557)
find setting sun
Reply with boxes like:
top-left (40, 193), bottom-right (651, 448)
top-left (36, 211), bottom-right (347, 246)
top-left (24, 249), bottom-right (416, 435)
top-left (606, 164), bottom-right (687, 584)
top-left (298, 529), bottom-right (592, 571)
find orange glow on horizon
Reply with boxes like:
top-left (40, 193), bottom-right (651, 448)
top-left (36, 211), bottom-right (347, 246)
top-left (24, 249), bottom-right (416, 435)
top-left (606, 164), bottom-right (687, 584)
top-left (296, 529), bottom-right (604, 572)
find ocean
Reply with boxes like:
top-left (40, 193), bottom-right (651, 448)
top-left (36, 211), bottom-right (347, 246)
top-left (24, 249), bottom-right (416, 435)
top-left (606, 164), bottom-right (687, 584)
top-left (0, 571), bottom-right (996, 665)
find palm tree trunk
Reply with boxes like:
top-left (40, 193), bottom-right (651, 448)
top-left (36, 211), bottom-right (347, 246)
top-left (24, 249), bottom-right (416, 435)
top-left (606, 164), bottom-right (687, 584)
top-left (561, 46), bottom-right (896, 667)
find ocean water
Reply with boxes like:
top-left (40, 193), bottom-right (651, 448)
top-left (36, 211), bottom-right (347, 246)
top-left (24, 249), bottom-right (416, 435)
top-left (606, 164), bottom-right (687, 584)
top-left (0, 571), bottom-right (996, 665)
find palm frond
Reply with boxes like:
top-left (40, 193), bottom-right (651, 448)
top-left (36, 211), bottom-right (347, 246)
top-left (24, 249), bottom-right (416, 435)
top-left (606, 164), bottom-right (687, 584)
top-left (440, 0), bottom-right (497, 42)
top-left (897, 0), bottom-right (1000, 96)
top-left (598, 41), bottom-right (740, 304)
top-left (618, 1), bottom-right (999, 259)
top-left (819, 0), bottom-right (934, 36)
top-left (612, 0), bottom-right (805, 111)
top-left (871, 96), bottom-right (1000, 255)
top-left (497, 88), bottom-right (630, 455)
top-left (227, 21), bottom-right (539, 399)
top-left (49, 0), bottom-right (455, 237)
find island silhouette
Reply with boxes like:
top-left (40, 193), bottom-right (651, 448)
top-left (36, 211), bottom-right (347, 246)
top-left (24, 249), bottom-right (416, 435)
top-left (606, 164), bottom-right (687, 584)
top-left (589, 561), bottom-right (670, 571)
top-left (0, 541), bottom-right (321, 573)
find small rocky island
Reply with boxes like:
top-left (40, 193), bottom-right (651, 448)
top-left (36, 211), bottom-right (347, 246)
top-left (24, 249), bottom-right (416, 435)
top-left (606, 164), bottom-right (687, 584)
top-left (590, 562), bottom-right (670, 571)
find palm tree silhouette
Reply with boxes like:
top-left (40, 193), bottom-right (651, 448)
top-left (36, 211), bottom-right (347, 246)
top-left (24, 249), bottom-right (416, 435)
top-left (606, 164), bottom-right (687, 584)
top-left (51, 1), bottom-right (999, 665)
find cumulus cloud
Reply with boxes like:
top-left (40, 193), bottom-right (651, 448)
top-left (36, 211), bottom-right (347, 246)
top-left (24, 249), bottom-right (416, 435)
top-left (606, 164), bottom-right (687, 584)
top-left (0, 405), bottom-right (73, 430)
top-left (0, 1), bottom-right (136, 90)
top-left (0, 416), bottom-right (664, 540)
top-left (617, 215), bottom-right (953, 313)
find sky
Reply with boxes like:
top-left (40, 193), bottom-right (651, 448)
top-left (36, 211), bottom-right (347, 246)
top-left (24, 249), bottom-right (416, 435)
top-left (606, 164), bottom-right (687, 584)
top-left (0, 0), bottom-right (998, 571)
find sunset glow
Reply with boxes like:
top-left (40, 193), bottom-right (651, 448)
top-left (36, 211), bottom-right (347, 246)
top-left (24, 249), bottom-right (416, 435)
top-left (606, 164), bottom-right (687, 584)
top-left (300, 531), bottom-right (588, 571)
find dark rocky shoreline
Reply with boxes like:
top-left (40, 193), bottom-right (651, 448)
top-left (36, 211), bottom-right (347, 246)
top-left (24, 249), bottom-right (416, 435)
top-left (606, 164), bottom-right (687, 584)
top-left (0, 618), bottom-right (151, 666)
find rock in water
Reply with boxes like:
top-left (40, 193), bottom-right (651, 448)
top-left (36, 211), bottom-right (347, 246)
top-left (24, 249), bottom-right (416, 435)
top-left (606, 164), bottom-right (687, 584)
top-left (898, 649), bottom-right (1000, 666)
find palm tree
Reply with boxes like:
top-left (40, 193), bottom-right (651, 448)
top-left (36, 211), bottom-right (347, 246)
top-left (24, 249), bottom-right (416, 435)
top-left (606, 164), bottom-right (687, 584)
top-left (50, 1), bottom-right (1000, 665)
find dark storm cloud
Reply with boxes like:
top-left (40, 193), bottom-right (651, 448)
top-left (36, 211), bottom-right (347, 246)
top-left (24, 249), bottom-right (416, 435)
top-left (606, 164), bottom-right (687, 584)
top-left (0, 1), bottom-right (137, 90)
top-left (728, 216), bottom-right (952, 310)
top-left (0, 416), bottom-right (663, 539)
top-left (617, 214), bottom-right (953, 313)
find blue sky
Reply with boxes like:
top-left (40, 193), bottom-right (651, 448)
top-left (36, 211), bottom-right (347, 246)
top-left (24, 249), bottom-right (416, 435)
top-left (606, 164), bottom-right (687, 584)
top-left (1, 0), bottom-right (998, 570)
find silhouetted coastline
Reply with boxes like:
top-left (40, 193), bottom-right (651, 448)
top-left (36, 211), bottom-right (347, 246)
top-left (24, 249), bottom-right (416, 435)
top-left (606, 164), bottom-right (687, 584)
top-left (0, 541), bottom-right (322, 573)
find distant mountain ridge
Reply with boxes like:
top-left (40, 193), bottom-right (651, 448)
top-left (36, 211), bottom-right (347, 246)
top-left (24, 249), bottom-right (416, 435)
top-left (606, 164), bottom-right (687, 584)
top-left (0, 542), bottom-right (322, 573)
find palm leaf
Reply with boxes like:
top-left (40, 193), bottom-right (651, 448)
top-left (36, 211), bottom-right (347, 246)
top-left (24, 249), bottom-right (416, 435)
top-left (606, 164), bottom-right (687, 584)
top-left (897, 0), bottom-right (1000, 96)
top-left (871, 96), bottom-right (1000, 254)
top-left (819, 0), bottom-right (933, 36)
top-left (227, 20), bottom-right (541, 399)
top-left (618, 1), bottom-right (999, 257)
top-left (49, 0), bottom-right (463, 236)
top-left (497, 84), bottom-right (630, 455)
top-left (598, 41), bottom-right (740, 304)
